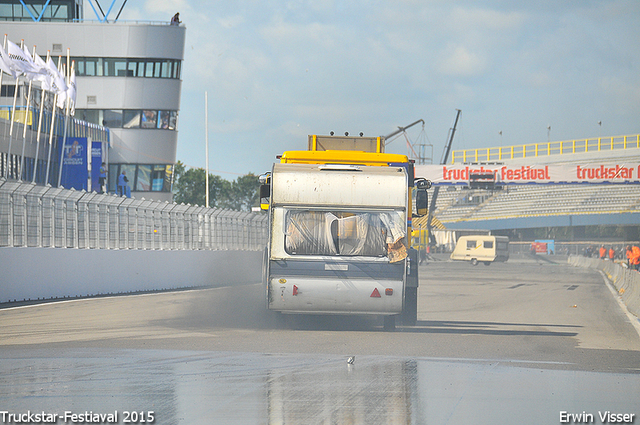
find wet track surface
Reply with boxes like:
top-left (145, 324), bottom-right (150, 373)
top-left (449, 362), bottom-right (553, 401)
top-left (1, 257), bottom-right (640, 424)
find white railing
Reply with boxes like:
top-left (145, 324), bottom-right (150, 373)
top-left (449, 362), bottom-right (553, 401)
top-left (0, 179), bottom-right (268, 251)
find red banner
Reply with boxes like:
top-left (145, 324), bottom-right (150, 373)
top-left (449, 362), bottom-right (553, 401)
top-left (415, 163), bottom-right (640, 185)
top-left (531, 242), bottom-right (547, 253)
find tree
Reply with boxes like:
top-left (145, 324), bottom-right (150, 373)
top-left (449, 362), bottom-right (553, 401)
top-left (172, 161), bottom-right (260, 211)
top-left (220, 173), bottom-right (260, 211)
top-left (173, 161), bottom-right (205, 205)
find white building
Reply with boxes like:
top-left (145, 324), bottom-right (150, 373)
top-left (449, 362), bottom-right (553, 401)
top-left (1, 0), bottom-right (186, 201)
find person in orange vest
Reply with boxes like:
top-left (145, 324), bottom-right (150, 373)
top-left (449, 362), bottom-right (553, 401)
top-left (626, 246), bottom-right (633, 268)
top-left (608, 246), bottom-right (615, 261)
top-left (632, 246), bottom-right (640, 271)
top-left (599, 245), bottom-right (606, 260)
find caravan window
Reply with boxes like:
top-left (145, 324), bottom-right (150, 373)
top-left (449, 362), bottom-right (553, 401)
top-left (284, 210), bottom-right (406, 257)
top-left (466, 240), bottom-right (476, 249)
top-left (484, 240), bottom-right (494, 249)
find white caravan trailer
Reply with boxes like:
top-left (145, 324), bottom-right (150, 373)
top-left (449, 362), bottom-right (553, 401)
top-left (262, 162), bottom-right (429, 330)
top-left (450, 235), bottom-right (509, 265)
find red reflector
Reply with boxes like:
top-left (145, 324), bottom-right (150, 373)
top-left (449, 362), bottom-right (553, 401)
top-left (370, 288), bottom-right (381, 298)
top-left (385, 288), bottom-right (393, 296)
top-left (293, 285), bottom-right (298, 296)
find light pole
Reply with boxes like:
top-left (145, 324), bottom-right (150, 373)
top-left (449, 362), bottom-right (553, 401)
top-left (547, 125), bottom-right (551, 143)
top-left (205, 91), bottom-right (209, 208)
top-left (598, 121), bottom-right (602, 139)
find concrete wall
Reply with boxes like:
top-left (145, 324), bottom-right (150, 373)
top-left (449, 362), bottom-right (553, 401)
top-left (3, 21), bottom-right (186, 60)
top-left (0, 247), bottom-right (262, 303)
top-left (569, 256), bottom-right (640, 318)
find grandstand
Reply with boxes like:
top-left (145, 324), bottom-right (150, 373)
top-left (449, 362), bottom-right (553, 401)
top-left (427, 134), bottom-right (640, 231)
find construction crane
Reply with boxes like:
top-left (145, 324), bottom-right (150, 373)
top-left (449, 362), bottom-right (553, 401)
top-left (427, 109), bottom-right (461, 242)
top-left (384, 119), bottom-right (425, 140)
top-left (383, 119), bottom-right (432, 163)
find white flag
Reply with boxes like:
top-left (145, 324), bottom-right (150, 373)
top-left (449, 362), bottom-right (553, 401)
top-left (67, 65), bottom-right (76, 115)
top-left (56, 63), bottom-right (68, 110)
top-left (0, 44), bottom-right (17, 78)
top-left (33, 53), bottom-right (54, 90)
top-left (6, 40), bottom-right (41, 78)
top-left (47, 57), bottom-right (67, 95)
top-left (21, 45), bottom-right (44, 80)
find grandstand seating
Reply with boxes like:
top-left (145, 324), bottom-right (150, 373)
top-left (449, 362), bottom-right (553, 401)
top-left (432, 136), bottom-right (640, 228)
top-left (433, 184), bottom-right (640, 225)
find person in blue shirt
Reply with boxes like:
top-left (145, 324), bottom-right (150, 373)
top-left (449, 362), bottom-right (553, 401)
top-left (99, 162), bottom-right (107, 194)
top-left (118, 170), bottom-right (128, 197)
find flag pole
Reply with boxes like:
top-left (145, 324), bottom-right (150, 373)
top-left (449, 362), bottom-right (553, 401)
top-left (32, 50), bottom-right (51, 183)
top-left (18, 45), bottom-right (36, 181)
top-left (45, 92), bottom-right (58, 186)
top-left (205, 91), bottom-right (209, 208)
top-left (45, 56), bottom-right (62, 186)
top-left (57, 49), bottom-right (71, 187)
top-left (57, 64), bottom-right (69, 187)
top-left (0, 35), bottom-right (5, 176)
top-left (5, 40), bottom-right (25, 179)
top-left (32, 89), bottom-right (46, 183)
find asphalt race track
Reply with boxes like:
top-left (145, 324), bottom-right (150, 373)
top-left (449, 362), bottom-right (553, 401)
top-left (1, 256), bottom-right (639, 424)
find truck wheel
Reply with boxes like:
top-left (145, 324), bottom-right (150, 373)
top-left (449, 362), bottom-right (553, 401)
top-left (483, 261), bottom-right (491, 266)
top-left (383, 315), bottom-right (396, 331)
top-left (471, 258), bottom-right (478, 266)
top-left (401, 287), bottom-right (418, 326)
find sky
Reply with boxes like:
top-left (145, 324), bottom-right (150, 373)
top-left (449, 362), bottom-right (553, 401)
top-left (116, 0), bottom-right (640, 179)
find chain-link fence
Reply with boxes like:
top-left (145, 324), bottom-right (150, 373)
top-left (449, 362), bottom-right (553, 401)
top-left (0, 179), bottom-right (268, 250)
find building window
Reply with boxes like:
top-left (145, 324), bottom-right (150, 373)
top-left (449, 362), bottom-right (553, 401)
top-left (72, 57), bottom-right (182, 79)
top-left (0, 0), bottom-right (74, 21)
top-left (1, 84), bottom-right (16, 97)
top-left (123, 110), bottom-right (140, 129)
top-left (76, 109), bottom-right (178, 131)
top-left (103, 58), bottom-right (128, 77)
top-left (141, 110), bottom-right (157, 129)
top-left (82, 58), bottom-right (103, 76)
top-left (136, 164), bottom-right (152, 191)
top-left (127, 60), bottom-right (138, 76)
top-left (152, 165), bottom-right (166, 191)
top-left (103, 110), bottom-right (122, 127)
top-left (158, 111), bottom-right (176, 129)
top-left (80, 109), bottom-right (100, 124)
top-left (108, 163), bottom-right (174, 193)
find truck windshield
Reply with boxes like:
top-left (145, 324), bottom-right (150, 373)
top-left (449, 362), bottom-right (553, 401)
top-left (284, 210), bottom-right (407, 260)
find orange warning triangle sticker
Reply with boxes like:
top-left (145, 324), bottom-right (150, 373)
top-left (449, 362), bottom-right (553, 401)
top-left (370, 288), bottom-right (381, 298)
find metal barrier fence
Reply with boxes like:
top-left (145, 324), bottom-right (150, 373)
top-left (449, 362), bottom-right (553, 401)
top-left (568, 255), bottom-right (640, 318)
top-left (0, 179), bottom-right (268, 251)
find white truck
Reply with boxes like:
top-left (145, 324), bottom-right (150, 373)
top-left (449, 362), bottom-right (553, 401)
top-left (261, 137), bottom-right (430, 330)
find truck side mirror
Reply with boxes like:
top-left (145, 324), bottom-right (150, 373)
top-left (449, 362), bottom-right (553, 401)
top-left (415, 189), bottom-right (428, 217)
top-left (413, 178), bottom-right (431, 217)
top-left (260, 184), bottom-right (270, 210)
top-left (259, 172), bottom-right (271, 211)
top-left (414, 178), bottom-right (432, 190)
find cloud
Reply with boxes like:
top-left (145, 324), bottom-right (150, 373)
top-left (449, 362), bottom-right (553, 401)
top-left (437, 45), bottom-right (487, 77)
